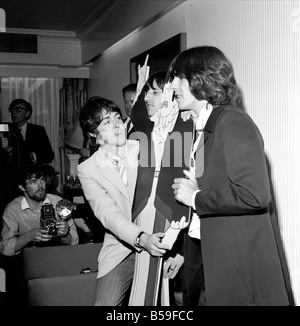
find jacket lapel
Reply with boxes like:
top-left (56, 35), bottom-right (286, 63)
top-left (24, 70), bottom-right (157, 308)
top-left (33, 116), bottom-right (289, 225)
top-left (204, 106), bottom-right (224, 138)
top-left (193, 106), bottom-right (225, 175)
top-left (194, 106), bottom-right (225, 152)
top-left (95, 141), bottom-right (139, 202)
top-left (126, 140), bottom-right (139, 202)
top-left (95, 149), bottom-right (129, 200)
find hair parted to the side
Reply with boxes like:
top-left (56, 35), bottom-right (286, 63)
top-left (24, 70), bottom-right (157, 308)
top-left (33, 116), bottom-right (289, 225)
top-left (79, 96), bottom-right (123, 135)
top-left (168, 46), bottom-right (242, 107)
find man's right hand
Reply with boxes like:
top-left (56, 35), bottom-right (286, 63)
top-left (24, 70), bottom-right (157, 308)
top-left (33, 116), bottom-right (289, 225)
top-left (29, 228), bottom-right (52, 243)
top-left (1, 137), bottom-right (10, 151)
top-left (140, 232), bottom-right (170, 257)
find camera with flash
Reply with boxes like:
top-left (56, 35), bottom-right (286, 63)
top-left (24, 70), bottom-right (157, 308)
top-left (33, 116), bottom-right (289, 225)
top-left (40, 199), bottom-right (73, 236)
top-left (40, 204), bottom-right (57, 236)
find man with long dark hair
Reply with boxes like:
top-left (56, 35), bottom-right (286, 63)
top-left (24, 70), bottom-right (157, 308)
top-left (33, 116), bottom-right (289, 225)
top-left (169, 46), bottom-right (294, 306)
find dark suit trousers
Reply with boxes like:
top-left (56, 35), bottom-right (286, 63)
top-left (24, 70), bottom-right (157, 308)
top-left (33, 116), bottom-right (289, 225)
top-left (182, 234), bottom-right (206, 306)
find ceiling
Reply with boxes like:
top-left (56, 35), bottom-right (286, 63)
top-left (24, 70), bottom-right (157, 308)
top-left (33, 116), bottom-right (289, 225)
top-left (2, 0), bottom-right (102, 32)
top-left (1, 0), bottom-right (184, 55)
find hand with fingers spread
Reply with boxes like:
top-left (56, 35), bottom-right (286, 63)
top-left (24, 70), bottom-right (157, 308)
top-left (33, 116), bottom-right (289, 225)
top-left (163, 254), bottom-right (184, 279)
top-left (172, 169), bottom-right (200, 207)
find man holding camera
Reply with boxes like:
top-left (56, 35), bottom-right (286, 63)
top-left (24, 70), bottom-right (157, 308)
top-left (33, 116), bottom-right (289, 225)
top-left (0, 164), bottom-right (78, 256)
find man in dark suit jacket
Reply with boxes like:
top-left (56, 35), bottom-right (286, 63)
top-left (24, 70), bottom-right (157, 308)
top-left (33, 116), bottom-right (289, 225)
top-left (0, 99), bottom-right (54, 207)
top-left (122, 83), bottom-right (137, 138)
top-left (170, 46), bottom-right (294, 306)
top-left (7, 98), bottom-right (54, 165)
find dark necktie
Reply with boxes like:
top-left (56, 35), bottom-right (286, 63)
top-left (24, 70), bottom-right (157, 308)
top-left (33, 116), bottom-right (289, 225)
top-left (18, 127), bottom-right (25, 140)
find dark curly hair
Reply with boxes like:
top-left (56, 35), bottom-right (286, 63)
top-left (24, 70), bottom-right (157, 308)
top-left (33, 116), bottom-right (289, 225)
top-left (18, 163), bottom-right (45, 187)
top-left (79, 96), bottom-right (122, 135)
top-left (168, 46), bottom-right (241, 107)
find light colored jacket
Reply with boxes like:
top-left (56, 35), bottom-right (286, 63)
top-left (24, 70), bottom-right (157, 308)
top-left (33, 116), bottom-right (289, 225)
top-left (77, 140), bottom-right (142, 277)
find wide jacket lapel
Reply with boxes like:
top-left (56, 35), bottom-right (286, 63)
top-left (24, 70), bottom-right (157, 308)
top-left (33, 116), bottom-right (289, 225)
top-left (193, 106), bottom-right (225, 175)
top-left (204, 106), bottom-right (224, 138)
top-left (125, 140), bottom-right (139, 202)
top-left (194, 106), bottom-right (225, 152)
top-left (95, 149), bottom-right (129, 201)
top-left (26, 122), bottom-right (33, 139)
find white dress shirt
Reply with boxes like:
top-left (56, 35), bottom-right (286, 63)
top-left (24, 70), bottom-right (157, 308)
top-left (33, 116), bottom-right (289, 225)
top-left (189, 104), bottom-right (213, 239)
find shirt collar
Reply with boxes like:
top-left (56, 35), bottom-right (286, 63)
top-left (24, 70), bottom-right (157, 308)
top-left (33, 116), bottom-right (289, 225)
top-left (21, 195), bottom-right (51, 211)
top-left (195, 103), bottom-right (213, 132)
top-left (99, 145), bottom-right (127, 167)
top-left (20, 122), bottom-right (27, 132)
top-left (150, 111), bottom-right (158, 123)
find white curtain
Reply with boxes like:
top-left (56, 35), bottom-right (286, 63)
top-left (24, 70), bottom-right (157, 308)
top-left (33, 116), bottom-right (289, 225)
top-left (0, 77), bottom-right (61, 172)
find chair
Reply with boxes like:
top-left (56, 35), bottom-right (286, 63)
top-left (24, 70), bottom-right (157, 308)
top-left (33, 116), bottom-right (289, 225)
top-left (21, 242), bottom-right (102, 306)
top-left (26, 272), bottom-right (97, 306)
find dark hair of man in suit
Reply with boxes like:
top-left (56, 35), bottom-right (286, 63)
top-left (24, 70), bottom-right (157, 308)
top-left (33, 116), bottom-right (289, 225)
top-left (121, 83), bottom-right (137, 96)
top-left (168, 46), bottom-right (241, 107)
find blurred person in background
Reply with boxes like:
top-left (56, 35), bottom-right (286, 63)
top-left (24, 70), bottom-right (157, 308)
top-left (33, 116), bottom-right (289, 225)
top-left (122, 83), bottom-right (137, 138)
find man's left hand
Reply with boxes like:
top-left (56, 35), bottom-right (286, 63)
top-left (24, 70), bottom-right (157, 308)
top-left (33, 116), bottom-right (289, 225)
top-left (172, 170), bottom-right (199, 207)
top-left (56, 221), bottom-right (70, 237)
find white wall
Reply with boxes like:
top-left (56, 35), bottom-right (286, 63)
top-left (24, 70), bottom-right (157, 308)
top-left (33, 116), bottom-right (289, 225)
top-left (0, 30), bottom-right (81, 65)
top-left (88, 0), bottom-right (300, 305)
top-left (0, 30), bottom-right (89, 78)
top-left (0, 65), bottom-right (89, 79)
top-left (88, 8), bottom-right (186, 110)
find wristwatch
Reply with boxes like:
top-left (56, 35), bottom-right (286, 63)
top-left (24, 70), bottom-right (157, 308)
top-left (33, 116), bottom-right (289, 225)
top-left (136, 231), bottom-right (145, 249)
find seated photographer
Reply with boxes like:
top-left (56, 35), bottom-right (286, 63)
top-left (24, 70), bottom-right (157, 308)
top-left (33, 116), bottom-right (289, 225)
top-left (0, 164), bottom-right (79, 256)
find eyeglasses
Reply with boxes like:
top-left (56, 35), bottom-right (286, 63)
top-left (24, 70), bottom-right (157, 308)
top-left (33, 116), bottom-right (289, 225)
top-left (8, 106), bottom-right (26, 113)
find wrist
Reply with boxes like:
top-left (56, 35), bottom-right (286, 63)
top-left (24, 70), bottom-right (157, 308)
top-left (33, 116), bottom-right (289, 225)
top-left (60, 232), bottom-right (71, 244)
top-left (135, 231), bottom-right (145, 250)
top-left (192, 190), bottom-right (200, 210)
top-left (26, 231), bottom-right (31, 243)
top-left (60, 227), bottom-right (70, 238)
